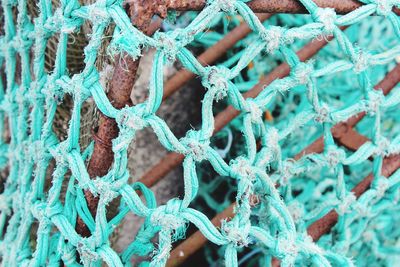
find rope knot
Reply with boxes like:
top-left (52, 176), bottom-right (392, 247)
top-left (12, 34), bottom-right (32, 52)
top-left (259, 26), bottom-right (283, 53)
top-left (15, 86), bottom-right (28, 106)
top-left (93, 179), bottom-right (118, 204)
top-left (221, 220), bottom-right (250, 247)
top-left (246, 99), bottom-right (263, 123)
top-left (2, 89), bottom-right (17, 113)
top-left (77, 239), bottom-right (99, 264)
top-left (325, 145), bottom-right (346, 167)
top-left (280, 159), bottom-right (296, 185)
top-left (87, 5), bottom-right (110, 23)
top-left (373, 177), bottom-right (390, 198)
top-left (28, 77), bottom-right (46, 102)
top-left (30, 140), bottom-right (47, 163)
top-left (292, 61), bottom-right (313, 85)
top-left (314, 8), bottom-right (337, 33)
top-left (366, 89), bottom-right (384, 115)
top-left (230, 157), bottom-right (255, 180)
top-left (212, 0), bottom-right (237, 13)
top-left (58, 74), bottom-right (90, 102)
top-left (154, 32), bottom-right (179, 62)
top-left (70, 74), bottom-right (85, 98)
top-left (54, 8), bottom-right (82, 34)
top-left (151, 210), bottom-right (183, 230)
top-left (44, 80), bottom-right (64, 104)
top-left (353, 49), bottom-right (371, 73)
top-left (30, 201), bottom-right (45, 218)
top-left (45, 201), bottom-right (64, 219)
top-left (337, 192), bottom-right (356, 215)
top-left (108, 28), bottom-right (142, 61)
top-left (375, 0), bottom-right (396, 16)
top-left (117, 105), bottom-right (147, 131)
top-left (266, 127), bottom-right (280, 151)
top-left (314, 103), bottom-right (331, 123)
top-left (354, 202), bottom-right (371, 217)
top-left (276, 237), bottom-right (298, 263)
top-left (202, 66), bottom-right (230, 101)
top-left (150, 199), bottom-right (187, 241)
top-left (375, 136), bottom-right (390, 156)
top-left (180, 130), bottom-right (209, 162)
top-left (49, 142), bottom-right (69, 167)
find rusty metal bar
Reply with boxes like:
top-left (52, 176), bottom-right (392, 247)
top-left (166, 64), bottom-right (400, 266)
top-left (162, 0), bottom-right (400, 15)
top-left (165, 0), bottom-right (358, 13)
top-left (75, 5), bottom-right (162, 237)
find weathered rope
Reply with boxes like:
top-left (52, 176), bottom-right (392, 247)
top-left (0, 0), bottom-right (400, 266)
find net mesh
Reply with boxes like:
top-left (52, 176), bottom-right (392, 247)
top-left (1, 0), bottom-right (400, 266)
top-left (189, 10), bottom-right (400, 265)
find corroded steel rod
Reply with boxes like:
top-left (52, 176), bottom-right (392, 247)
top-left (165, 0), bottom-right (359, 13)
top-left (75, 8), bottom-right (162, 237)
top-left (163, 0), bottom-right (400, 15)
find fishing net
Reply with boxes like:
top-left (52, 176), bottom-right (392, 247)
top-left (190, 11), bottom-right (400, 266)
top-left (1, 0), bottom-right (400, 266)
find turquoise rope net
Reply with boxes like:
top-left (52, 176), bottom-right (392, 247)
top-left (1, 0), bottom-right (400, 266)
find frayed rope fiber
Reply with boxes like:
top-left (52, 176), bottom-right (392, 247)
top-left (1, 0), bottom-right (400, 266)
